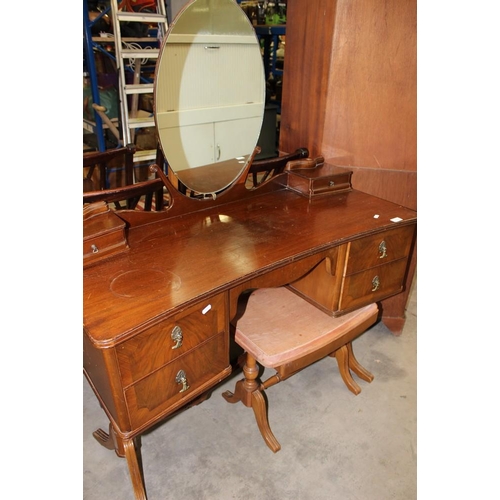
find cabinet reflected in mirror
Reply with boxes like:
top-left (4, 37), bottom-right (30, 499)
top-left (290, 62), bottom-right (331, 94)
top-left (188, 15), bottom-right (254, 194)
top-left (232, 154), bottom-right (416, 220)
top-left (154, 0), bottom-right (266, 195)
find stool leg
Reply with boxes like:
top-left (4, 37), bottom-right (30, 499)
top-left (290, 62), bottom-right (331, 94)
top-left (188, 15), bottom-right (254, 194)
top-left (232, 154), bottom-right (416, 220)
top-left (251, 390), bottom-right (281, 453)
top-left (346, 342), bottom-right (374, 383)
top-left (331, 345), bottom-right (362, 395)
top-left (222, 354), bottom-right (281, 453)
top-left (331, 342), bottom-right (374, 395)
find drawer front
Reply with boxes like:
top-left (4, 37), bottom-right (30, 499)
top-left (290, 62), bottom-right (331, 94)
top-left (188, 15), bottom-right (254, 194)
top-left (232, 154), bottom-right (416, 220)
top-left (125, 331), bottom-right (228, 428)
top-left (345, 225), bottom-right (415, 275)
top-left (117, 293), bottom-right (227, 387)
top-left (287, 171), bottom-right (352, 198)
top-left (310, 172), bottom-right (352, 195)
top-left (83, 227), bottom-right (128, 263)
top-left (339, 258), bottom-right (409, 311)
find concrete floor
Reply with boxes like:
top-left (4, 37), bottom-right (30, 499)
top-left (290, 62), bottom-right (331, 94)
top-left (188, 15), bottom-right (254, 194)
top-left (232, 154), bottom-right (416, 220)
top-left (83, 280), bottom-right (417, 500)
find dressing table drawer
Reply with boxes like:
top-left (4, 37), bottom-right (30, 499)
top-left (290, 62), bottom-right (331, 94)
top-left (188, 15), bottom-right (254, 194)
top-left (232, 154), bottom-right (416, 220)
top-left (117, 293), bottom-right (227, 387)
top-left (287, 165), bottom-right (352, 198)
top-left (339, 225), bottom-right (414, 310)
top-left (125, 331), bottom-right (228, 428)
top-left (289, 223), bottom-right (415, 315)
top-left (345, 225), bottom-right (415, 274)
top-left (83, 206), bottom-right (128, 266)
top-left (339, 258), bottom-right (409, 311)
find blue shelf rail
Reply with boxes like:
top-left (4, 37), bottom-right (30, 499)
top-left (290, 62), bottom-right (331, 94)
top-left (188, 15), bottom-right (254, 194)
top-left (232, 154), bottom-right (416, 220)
top-left (255, 24), bottom-right (286, 81)
top-left (83, 0), bottom-right (109, 152)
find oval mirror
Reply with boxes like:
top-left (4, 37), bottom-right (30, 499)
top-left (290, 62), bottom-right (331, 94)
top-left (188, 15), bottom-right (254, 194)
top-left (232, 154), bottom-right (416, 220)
top-left (154, 0), bottom-right (266, 195)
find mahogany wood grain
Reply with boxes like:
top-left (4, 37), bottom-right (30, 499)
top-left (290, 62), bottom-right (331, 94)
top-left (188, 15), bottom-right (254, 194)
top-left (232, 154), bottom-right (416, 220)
top-left (124, 331), bottom-right (228, 428)
top-left (340, 258), bottom-right (409, 311)
top-left (345, 225), bottom-right (415, 274)
top-left (116, 292), bottom-right (226, 386)
top-left (84, 187), bottom-right (416, 348)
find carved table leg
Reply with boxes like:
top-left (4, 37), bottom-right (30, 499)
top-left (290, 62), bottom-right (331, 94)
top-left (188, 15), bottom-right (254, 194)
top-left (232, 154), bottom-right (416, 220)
top-left (221, 381), bottom-right (244, 404)
top-left (123, 438), bottom-right (148, 500)
top-left (93, 424), bottom-right (147, 499)
top-left (93, 422), bottom-right (126, 456)
top-left (93, 424), bottom-right (116, 452)
top-left (222, 354), bottom-right (281, 453)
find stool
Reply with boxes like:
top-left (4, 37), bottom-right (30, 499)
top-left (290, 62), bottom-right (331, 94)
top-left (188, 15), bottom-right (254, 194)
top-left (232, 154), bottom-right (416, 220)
top-left (222, 287), bottom-right (379, 452)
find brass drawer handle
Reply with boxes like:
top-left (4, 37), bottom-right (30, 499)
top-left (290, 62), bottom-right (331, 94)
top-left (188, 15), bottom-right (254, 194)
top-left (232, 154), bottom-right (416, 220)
top-left (371, 275), bottom-right (380, 292)
top-left (378, 240), bottom-right (387, 259)
top-left (175, 370), bottom-right (190, 393)
top-left (171, 325), bottom-right (183, 349)
top-left (91, 244), bottom-right (99, 254)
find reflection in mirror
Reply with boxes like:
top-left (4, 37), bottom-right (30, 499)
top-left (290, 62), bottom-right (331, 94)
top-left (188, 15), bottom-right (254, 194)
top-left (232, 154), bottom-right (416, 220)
top-left (154, 0), bottom-right (265, 195)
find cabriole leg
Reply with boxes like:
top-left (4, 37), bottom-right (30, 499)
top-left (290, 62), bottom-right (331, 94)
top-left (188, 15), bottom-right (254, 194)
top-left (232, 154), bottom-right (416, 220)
top-left (222, 354), bottom-right (281, 452)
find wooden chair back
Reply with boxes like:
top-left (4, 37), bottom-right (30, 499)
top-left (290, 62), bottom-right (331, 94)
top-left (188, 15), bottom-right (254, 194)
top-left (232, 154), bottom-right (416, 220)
top-left (83, 144), bottom-right (136, 191)
top-left (83, 178), bottom-right (166, 211)
top-left (247, 148), bottom-right (309, 187)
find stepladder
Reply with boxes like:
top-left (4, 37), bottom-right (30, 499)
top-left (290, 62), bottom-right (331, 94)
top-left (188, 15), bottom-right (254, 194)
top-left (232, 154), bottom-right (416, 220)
top-left (109, 0), bottom-right (169, 169)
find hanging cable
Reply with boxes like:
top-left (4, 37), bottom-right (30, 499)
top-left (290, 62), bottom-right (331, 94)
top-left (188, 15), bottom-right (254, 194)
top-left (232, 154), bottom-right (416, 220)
top-left (97, 32), bottom-right (153, 69)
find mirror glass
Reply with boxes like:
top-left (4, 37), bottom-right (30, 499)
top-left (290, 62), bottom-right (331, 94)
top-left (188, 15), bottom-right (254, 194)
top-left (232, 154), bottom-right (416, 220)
top-left (154, 0), bottom-right (266, 195)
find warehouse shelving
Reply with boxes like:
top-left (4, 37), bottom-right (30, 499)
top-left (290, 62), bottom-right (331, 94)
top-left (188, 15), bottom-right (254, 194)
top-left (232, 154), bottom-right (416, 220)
top-left (83, 0), bottom-right (168, 173)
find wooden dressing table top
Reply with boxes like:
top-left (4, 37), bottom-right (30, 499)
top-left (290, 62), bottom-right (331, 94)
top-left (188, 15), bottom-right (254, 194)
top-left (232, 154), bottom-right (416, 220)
top-left (84, 187), bottom-right (416, 348)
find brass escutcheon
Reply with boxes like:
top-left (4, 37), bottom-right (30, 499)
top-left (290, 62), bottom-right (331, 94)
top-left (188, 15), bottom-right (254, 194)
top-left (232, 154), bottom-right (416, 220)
top-left (175, 370), bottom-right (190, 393)
top-left (371, 275), bottom-right (380, 292)
top-left (171, 325), bottom-right (183, 349)
top-left (378, 240), bottom-right (387, 259)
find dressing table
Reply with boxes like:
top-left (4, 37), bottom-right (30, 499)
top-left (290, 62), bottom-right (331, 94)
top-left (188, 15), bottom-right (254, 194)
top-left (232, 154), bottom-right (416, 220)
top-left (83, 2), bottom-right (417, 499)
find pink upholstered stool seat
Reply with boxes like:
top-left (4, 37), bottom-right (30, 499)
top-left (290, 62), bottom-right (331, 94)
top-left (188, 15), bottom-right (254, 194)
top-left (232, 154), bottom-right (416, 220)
top-left (222, 287), bottom-right (379, 452)
top-left (235, 288), bottom-right (378, 368)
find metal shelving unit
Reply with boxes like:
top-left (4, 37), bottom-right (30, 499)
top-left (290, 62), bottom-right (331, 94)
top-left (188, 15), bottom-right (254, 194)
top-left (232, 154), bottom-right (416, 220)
top-left (83, 0), bottom-right (113, 152)
top-left (255, 24), bottom-right (286, 82)
top-left (83, 0), bottom-right (168, 166)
